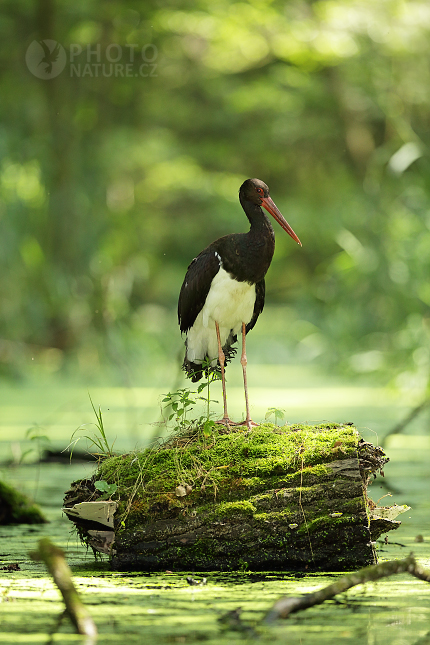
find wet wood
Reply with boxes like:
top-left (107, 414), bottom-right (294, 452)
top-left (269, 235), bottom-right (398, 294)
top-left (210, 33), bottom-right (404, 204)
top-left (63, 423), bottom-right (405, 572)
top-left (264, 554), bottom-right (430, 621)
top-left (30, 538), bottom-right (97, 639)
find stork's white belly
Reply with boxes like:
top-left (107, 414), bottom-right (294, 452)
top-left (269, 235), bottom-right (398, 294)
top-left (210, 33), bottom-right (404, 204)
top-left (186, 268), bottom-right (256, 365)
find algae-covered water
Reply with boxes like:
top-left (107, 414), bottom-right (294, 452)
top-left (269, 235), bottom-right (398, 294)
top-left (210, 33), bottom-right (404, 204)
top-left (0, 375), bottom-right (430, 644)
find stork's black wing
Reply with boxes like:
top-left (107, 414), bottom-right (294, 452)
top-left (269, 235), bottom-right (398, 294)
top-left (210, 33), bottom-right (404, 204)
top-left (245, 278), bottom-right (265, 334)
top-left (178, 248), bottom-right (221, 333)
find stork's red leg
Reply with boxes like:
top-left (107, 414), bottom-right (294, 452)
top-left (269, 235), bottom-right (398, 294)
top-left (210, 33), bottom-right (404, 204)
top-left (215, 321), bottom-right (236, 427)
top-left (239, 322), bottom-right (258, 430)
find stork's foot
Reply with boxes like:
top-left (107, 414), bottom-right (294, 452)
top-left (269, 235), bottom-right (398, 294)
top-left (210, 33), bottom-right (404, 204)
top-left (237, 419), bottom-right (259, 432)
top-left (215, 417), bottom-right (238, 428)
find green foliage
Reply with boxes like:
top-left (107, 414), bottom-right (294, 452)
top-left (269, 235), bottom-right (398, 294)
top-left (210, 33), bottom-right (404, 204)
top-left (162, 389), bottom-right (196, 428)
top-left (1, 1), bottom-right (430, 388)
top-left (265, 408), bottom-right (285, 426)
top-left (11, 425), bottom-right (51, 465)
top-left (94, 480), bottom-right (118, 500)
top-left (237, 559), bottom-right (250, 573)
top-left (162, 362), bottom-right (220, 438)
top-left (162, 388), bottom-right (216, 436)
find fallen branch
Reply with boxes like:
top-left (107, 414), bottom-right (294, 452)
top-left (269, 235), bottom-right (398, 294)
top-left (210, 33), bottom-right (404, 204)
top-left (382, 397), bottom-right (430, 447)
top-left (30, 538), bottom-right (97, 639)
top-left (264, 554), bottom-right (430, 622)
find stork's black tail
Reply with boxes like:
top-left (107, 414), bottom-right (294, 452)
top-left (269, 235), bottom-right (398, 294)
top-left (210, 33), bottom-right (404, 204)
top-left (182, 336), bottom-right (237, 382)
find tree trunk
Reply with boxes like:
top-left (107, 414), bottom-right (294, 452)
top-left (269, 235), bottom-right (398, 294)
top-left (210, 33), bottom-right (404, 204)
top-left (63, 423), bottom-right (406, 572)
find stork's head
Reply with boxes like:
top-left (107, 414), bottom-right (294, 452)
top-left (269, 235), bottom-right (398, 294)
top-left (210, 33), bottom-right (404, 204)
top-left (239, 178), bottom-right (302, 246)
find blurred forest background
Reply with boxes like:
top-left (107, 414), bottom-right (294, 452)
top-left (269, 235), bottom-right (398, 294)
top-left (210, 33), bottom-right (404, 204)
top-left (1, 0), bottom-right (430, 394)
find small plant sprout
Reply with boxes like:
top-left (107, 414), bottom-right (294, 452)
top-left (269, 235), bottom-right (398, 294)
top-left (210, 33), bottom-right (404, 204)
top-left (265, 407), bottom-right (286, 426)
top-left (16, 425), bottom-right (51, 464)
top-left (196, 358), bottom-right (220, 415)
top-left (162, 389), bottom-right (196, 430)
top-left (94, 480), bottom-right (118, 500)
top-left (67, 394), bottom-right (116, 460)
top-left (162, 360), bottom-right (220, 438)
top-left (196, 358), bottom-right (220, 437)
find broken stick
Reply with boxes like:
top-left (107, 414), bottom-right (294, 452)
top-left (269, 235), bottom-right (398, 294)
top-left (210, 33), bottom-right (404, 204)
top-left (30, 537), bottom-right (97, 638)
top-left (264, 554), bottom-right (430, 622)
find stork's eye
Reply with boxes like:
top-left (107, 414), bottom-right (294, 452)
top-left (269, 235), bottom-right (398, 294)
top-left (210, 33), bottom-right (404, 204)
top-left (256, 187), bottom-right (264, 196)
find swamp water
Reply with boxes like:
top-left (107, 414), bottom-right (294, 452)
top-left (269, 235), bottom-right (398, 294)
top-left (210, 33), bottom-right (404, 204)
top-left (0, 371), bottom-right (430, 644)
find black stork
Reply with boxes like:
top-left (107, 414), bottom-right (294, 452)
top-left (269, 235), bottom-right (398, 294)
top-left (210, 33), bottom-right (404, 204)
top-left (178, 178), bottom-right (301, 429)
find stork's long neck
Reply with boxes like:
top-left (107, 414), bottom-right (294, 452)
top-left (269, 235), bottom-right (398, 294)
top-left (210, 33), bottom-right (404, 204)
top-left (234, 197), bottom-right (276, 283)
top-left (240, 197), bottom-right (275, 242)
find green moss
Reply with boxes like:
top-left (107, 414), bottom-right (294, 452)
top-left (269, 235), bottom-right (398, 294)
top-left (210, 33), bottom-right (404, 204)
top-left (341, 497), bottom-right (367, 514)
top-left (93, 422), bottom-right (360, 527)
top-left (0, 480), bottom-right (46, 525)
top-left (297, 513), bottom-right (360, 536)
top-left (214, 500), bottom-right (257, 518)
top-left (254, 509), bottom-right (295, 523)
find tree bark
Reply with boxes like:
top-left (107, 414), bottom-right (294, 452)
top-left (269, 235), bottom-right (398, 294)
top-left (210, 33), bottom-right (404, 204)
top-left (63, 423), bottom-right (404, 572)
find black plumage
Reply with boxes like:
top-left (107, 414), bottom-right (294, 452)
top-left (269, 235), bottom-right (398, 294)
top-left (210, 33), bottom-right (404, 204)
top-left (177, 178), bottom-right (301, 427)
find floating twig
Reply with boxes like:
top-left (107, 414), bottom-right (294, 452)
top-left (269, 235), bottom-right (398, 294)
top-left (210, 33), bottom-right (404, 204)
top-left (30, 538), bottom-right (97, 639)
top-left (264, 554), bottom-right (430, 622)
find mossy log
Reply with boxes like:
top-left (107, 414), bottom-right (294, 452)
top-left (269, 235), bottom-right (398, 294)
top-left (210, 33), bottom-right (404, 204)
top-left (0, 480), bottom-right (46, 525)
top-left (63, 423), bottom-right (405, 572)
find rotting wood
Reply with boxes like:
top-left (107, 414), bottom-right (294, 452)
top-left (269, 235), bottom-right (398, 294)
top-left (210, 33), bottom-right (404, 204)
top-left (264, 554), bottom-right (430, 621)
top-left (30, 538), bottom-right (97, 639)
top-left (63, 422), bottom-right (406, 572)
top-left (63, 501), bottom-right (117, 528)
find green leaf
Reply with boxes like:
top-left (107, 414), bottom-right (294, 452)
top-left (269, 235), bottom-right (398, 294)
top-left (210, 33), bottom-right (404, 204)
top-left (94, 480), bottom-right (117, 496)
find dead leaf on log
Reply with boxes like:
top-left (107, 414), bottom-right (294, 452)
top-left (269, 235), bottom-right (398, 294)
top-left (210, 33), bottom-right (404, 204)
top-left (175, 485), bottom-right (187, 497)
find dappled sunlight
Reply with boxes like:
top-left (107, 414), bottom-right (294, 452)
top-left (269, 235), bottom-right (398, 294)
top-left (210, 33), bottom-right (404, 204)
top-left (1, 1), bottom-right (430, 389)
top-left (2, 1), bottom-right (430, 643)
top-left (0, 160), bottom-right (46, 207)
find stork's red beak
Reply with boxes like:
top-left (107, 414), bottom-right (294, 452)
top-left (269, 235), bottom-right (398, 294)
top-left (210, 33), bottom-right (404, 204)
top-left (261, 196), bottom-right (302, 246)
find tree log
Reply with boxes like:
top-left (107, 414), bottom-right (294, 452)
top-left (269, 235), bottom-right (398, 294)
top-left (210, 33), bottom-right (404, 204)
top-left (63, 423), bottom-right (406, 572)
